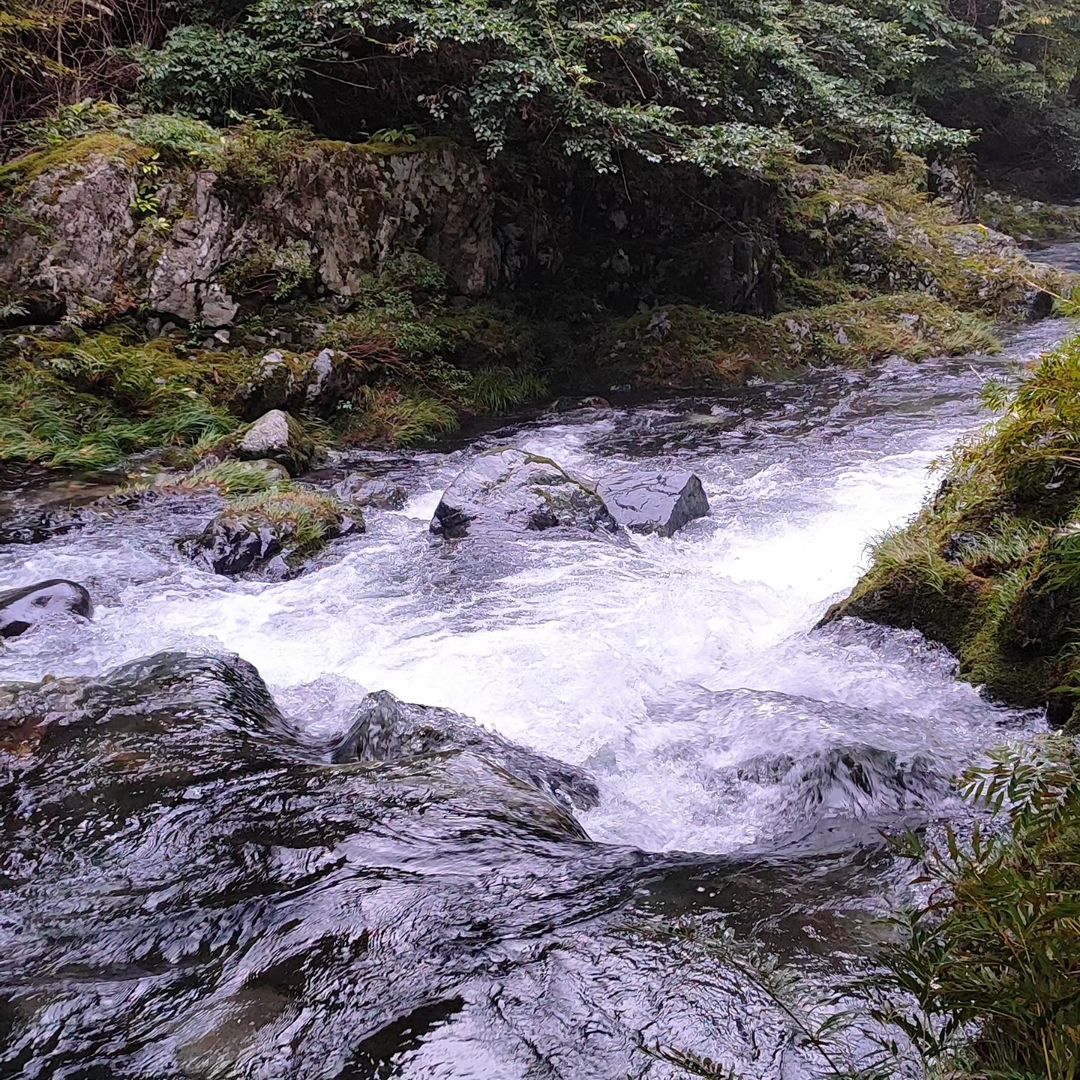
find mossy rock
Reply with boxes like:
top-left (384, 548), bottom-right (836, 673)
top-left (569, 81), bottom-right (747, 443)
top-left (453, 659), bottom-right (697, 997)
top-left (180, 486), bottom-right (363, 577)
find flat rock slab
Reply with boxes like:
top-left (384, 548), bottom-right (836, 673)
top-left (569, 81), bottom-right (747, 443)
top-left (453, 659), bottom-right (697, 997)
top-left (599, 470), bottom-right (709, 536)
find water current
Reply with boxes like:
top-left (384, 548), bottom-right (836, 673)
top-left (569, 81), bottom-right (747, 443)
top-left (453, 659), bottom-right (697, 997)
top-left (1, 247), bottom-right (1077, 1079)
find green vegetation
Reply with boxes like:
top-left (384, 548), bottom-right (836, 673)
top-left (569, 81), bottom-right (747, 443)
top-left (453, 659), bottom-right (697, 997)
top-left (979, 193), bottom-right (1080, 244)
top-left (600, 294), bottom-right (1000, 389)
top-left (868, 737), bottom-right (1080, 1080)
top-left (224, 486), bottom-right (354, 555)
top-left (828, 330), bottom-right (1080, 726)
top-left (0, 330), bottom-right (252, 469)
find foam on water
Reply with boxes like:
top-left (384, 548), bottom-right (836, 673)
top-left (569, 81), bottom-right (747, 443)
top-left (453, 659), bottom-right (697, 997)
top-left (0, 319), bottom-right (1071, 856)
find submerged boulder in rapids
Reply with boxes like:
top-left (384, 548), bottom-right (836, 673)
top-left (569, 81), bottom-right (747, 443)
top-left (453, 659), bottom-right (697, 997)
top-left (0, 579), bottom-right (92, 638)
top-left (431, 447), bottom-right (618, 540)
top-left (0, 507), bottom-right (90, 546)
top-left (333, 690), bottom-right (600, 812)
top-left (599, 470), bottom-right (709, 537)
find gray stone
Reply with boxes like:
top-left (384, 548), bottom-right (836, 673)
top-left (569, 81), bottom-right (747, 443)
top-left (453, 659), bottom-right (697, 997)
top-left (236, 411), bottom-right (315, 476)
top-left (0, 143), bottom-right (502, 326)
top-left (431, 447), bottom-right (618, 540)
top-left (332, 690), bottom-right (599, 811)
top-left (598, 470), bottom-right (709, 537)
top-left (0, 579), bottom-right (92, 638)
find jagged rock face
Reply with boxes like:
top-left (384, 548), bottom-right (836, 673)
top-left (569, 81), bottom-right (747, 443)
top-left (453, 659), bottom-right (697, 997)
top-left (1, 143), bottom-right (500, 325)
top-left (431, 448), bottom-right (619, 540)
top-left (0, 579), bottom-right (92, 638)
top-left (333, 690), bottom-right (600, 812)
top-left (599, 470), bottom-right (709, 536)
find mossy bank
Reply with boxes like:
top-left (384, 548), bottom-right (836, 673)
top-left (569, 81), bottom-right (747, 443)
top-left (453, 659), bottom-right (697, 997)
top-left (824, 331), bottom-right (1080, 728)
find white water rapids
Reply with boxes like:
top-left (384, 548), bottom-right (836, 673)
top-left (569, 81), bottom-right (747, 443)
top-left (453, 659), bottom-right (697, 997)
top-left (2, 313), bottom-right (1072, 858)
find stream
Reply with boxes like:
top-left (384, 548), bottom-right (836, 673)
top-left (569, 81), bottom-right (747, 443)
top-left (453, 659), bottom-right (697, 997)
top-left (1, 247), bottom-right (1077, 1079)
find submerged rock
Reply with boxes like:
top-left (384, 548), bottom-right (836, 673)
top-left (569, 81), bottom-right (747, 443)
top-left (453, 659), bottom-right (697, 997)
top-left (599, 470), bottom-right (709, 536)
top-left (180, 488), bottom-right (363, 576)
top-left (431, 447), bottom-right (618, 540)
top-left (0, 507), bottom-right (89, 545)
top-left (332, 690), bottom-right (600, 811)
top-left (236, 409), bottom-right (316, 476)
top-left (0, 579), bottom-right (92, 638)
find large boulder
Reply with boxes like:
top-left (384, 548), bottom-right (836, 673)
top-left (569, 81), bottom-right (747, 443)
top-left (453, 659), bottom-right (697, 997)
top-left (431, 448), bottom-right (618, 540)
top-left (238, 348), bottom-right (366, 420)
top-left (0, 579), bottom-right (92, 638)
top-left (599, 470), bottom-right (709, 536)
top-left (332, 690), bottom-right (600, 812)
top-left (180, 488), bottom-right (363, 577)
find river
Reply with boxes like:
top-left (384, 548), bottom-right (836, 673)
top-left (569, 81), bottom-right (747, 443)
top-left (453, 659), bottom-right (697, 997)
top-left (0, 250), bottom-right (1076, 1079)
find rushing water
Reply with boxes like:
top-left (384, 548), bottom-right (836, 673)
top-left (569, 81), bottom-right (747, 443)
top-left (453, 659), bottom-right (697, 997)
top-left (0, 257), bottom-right (1076, 1078)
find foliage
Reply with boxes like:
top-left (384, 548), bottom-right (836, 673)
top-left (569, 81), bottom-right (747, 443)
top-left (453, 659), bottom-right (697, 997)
top-left (600, 293), bottom-right (999, 389)
top-left (861, 735), bottom-right (1080, 1080)
top-left (136, 0), bottom-right (983, 177)
top-left (0, 330), bottom-right (252, 469)
top-left (225, 486), bottom-right (356, 552)
top-left (221, 241), bottom-right (314, 302)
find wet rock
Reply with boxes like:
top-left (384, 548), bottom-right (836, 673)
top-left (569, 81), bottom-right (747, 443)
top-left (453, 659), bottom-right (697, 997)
top-left (599, 470), bottom-right (709, 537)
top-left (335, 474), bottom-right (409, 511)
top-left (332, 690), bottom-right (600, 811)
top-left (183, 516), bottom-right (287, 577)
top-left (431, 447), bottom-right (618, 540)
top-left (180, 490), bottom-right (363, 577)
top-left (0, 507), bottom-right (88, 545)
top-left (0, 579), bottom-right (92, 638)
top-left (236, 410), bottom-right (316, 476)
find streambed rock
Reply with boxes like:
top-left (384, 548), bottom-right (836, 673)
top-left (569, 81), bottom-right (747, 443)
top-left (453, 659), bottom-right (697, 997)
top-left (0, 507), bottom-right (89, 545)
top-left (431, 447), bottom-right (618, 540)
top-left (0, 578), bottom-right (92, 638)
top-left (180, 490), bottom-right (363, 577)
top-left (333, 690), bottom-right (600, 811)
top-left (599, 470), bottom-right (709, 536)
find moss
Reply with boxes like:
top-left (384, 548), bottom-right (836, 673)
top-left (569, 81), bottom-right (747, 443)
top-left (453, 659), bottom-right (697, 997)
top-left (225, 486), bottom-right (358, 556)
top-left (0, 132), bottom-right (149, 194)
top-left (780, 161), bottom-right (1077, 320)
top-left (978, 193), bottom-right (1080, 243)
top-left (316, 135), bottom-right (457, 157)
top-left (599, 294), bottom-right (999, 390)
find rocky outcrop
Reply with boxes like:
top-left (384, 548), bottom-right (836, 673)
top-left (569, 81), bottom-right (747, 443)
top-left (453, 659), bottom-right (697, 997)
top-left (599, 470), bottom-right (709, 536)
top-left (238, 348), bottom-right (363, 420)
top-left (0, 579), bottom-right (92, 638)
top-left (180, 488), bottom-right (362, 576)
top-left (431, 448), bottom-right (618, 540)
top-left (332, 690), bottom-right (600, 811)
top-left (1, 137), bottom-right (500, 325)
